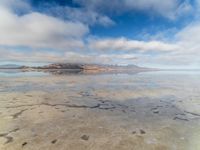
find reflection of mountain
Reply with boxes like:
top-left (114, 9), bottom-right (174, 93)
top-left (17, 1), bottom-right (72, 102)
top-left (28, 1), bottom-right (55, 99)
top-left (0, 63), bottom-right (155, 75)
top-left (23, 63), bottom-right (153, 75)
top-left (0, 63), bottom-right (157, 76)
top-left (0, 69), bottom-right (22, 74)
top-left (45, 69), bottom-right (144, 76)
top-left (44, 69), bottom-right (83, 75)
top-left (30, 63), bottom-right (151, 72)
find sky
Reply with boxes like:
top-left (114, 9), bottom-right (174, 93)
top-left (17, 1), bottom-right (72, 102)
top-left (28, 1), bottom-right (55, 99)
top-left (0, 0), bottom-right (200, 68)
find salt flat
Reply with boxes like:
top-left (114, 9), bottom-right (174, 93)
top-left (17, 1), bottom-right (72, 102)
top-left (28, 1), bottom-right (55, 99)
top-left (0, 71), bottom-right (200, 150)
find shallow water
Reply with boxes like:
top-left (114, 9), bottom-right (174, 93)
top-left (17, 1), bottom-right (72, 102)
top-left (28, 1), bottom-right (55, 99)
top-left (0, 70), bottom-right (200, 150)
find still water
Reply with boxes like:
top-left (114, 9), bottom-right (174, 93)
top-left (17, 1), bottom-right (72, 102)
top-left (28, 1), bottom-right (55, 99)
top-left (0, 70), bottom-right (200, 150)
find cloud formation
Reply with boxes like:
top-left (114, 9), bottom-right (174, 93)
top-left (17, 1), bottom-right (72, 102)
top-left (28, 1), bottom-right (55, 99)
top-left (0, 2), bottom-right (89, 49)
top-left (89, 37), bottom-right (179, 52)
top-left (0, 0), bottom-right (199, 68)
top-left (48, 6), bottom-right (115, 27)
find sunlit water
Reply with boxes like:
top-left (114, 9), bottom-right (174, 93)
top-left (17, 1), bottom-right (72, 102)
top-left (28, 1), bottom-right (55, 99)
top-left (0, 70), bottom-right (200, 150)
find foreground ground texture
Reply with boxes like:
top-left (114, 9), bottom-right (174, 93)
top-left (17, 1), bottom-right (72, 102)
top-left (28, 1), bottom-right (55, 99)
top-left (0, 71), bottom-right (200, 150)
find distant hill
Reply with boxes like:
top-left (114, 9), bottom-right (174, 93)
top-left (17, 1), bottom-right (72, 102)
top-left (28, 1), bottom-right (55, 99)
top-left (28, 63), bottom-right (151, 72)
top-left (35, 63), bottom-right (84, 70)
top-left (0, 64), bottom-right (23, 69)
top-left (0, 63), bottom-right (153, 73)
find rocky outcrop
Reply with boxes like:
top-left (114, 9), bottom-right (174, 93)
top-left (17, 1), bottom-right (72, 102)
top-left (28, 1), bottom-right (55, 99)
top-left (36, 63), bottom-right (84, 70)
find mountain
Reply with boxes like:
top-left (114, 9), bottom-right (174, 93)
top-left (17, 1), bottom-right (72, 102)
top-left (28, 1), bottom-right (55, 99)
top-left (27, 63), bottom-right (151, 72)
top-left (0, 64), bottom-right (23, 69)
top-left (0, 63), bottom-right (153, 74)
top-left (35, 63), bottom-right (84, 70)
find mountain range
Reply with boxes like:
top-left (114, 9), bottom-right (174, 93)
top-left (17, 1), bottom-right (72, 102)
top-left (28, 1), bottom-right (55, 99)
top-left (0, 64), bottom-right (24, 69)
top-left (0, 63), bottom-right (152, 73)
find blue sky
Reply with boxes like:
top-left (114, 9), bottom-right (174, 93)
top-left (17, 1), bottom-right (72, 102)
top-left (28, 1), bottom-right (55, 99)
top-left (0, 0), bottom-right (200, 68)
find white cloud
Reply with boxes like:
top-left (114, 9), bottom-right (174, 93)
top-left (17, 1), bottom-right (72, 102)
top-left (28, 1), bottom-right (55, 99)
top-left (58, 52), bottom-right (137, 64)
top-left (0, 5), bottom-right (89, 49)
top-left (89, 37), bottom-right (179, 52)
top-left (0, 47), bottom-right (62, 62)
top-left (53, 6), bottom-right (115, 27)
top-left (0, 46), bottom-right (138, 65)
top-left (176, 22), bottom-right (200, 45)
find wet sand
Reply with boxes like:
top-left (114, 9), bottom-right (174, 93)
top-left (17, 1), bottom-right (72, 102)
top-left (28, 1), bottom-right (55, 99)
top-left (0, 72), bottom-right (200, 150)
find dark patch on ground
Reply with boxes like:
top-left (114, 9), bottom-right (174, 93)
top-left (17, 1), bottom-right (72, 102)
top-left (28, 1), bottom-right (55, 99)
top-left (51, 139), bottom-right (57, 144)
top-left (132, 131), bottom-right (136, 134)
top-left (81, 135), bottom-right (89, 141)
top-left (22, 142), bottom-right (27, 147)
top-left (140, 129), bottom-right (146, 134)
top-left (26, 95), bottom-right (33, 97)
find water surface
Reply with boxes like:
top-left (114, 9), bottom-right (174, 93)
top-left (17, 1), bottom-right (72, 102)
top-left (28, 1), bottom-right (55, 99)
top-left (0, 70), bottom-right (200, 150)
